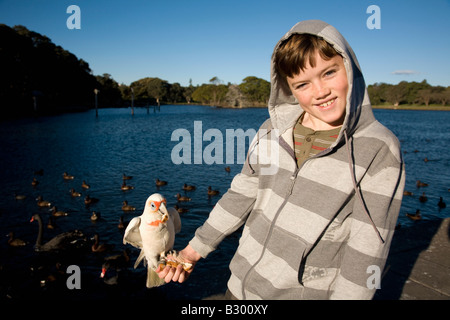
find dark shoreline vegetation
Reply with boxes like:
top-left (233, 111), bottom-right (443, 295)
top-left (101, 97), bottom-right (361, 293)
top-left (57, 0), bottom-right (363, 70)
top-left (1, 24), bottom-right (449, 120)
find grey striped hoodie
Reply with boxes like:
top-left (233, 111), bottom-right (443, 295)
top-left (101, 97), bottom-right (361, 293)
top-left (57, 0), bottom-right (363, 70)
top-left (189, 20), bottom-right (405, 299)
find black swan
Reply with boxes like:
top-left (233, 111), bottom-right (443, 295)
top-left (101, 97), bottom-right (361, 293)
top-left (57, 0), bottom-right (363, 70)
top-left (30, 213), bottom-right (85, 252)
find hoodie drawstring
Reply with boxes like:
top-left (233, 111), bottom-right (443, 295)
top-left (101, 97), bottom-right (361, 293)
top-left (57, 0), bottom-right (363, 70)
top-left (344, 129), bottom-right (385, 244)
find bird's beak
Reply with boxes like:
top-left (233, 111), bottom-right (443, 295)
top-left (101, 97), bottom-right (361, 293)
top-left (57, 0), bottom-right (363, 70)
top-left (100, 267), bottom-right (106, 278)
top-left (159, 202), bottom-right (169, 223)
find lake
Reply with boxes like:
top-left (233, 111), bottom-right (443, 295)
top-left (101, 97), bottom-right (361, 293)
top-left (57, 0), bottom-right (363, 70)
top-left (0, 105), bottom-right (449, 300)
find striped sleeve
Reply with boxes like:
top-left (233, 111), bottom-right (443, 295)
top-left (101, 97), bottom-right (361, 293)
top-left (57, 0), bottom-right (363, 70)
top-left (189, 160), bottom-right (259, 259)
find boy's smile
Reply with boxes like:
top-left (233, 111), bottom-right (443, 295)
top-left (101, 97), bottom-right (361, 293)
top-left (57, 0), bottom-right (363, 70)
top-left (286, 52), bottom-right (348, 131)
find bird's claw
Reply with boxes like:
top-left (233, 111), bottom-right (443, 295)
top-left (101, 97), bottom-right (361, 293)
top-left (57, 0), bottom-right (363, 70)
top-left (158, 250), bottom-right (193, 271)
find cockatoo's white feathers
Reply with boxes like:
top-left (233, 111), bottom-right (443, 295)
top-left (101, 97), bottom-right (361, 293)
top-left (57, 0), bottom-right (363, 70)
top-left (168, 206), bottom-right (181, 234)
top-left (122, 193), bottom-right (182, 288)
top-left (122, 217), bottom-right (142, 248)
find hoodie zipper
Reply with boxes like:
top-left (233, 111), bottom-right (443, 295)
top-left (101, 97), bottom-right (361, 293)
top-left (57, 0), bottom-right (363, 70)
top-left (241, 168), bottom-right (300, 299)
top-left (241, 131), bottom-right (337, 298)
top-left (241, 135), bottom-right (300, 299)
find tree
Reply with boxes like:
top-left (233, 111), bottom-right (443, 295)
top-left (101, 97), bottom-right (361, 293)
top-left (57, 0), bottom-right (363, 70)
top-left (0, 24), bottom-right (99, 117)
top-left (129, 77), bottom-right (169, 105)
top-left (183, 80), bottom-right (196, 104)
top-left (95, 73), bottom-right (123, 107)
top-left (435, 87), bottom-right (450, 105)
top-left (417, 88), bottom-right (433, 107)
top-left (192, 83), bottom-right (227, 106)
top-left (225, 84), bottom-right (246, 108)
top-left (209, 76), bottom-right (224, 106)
top-left (147, 78), bottom-right (169, 103)
top-left (239, 76), bottom-right (270, 105)
top-left (386, 81), bottom-right (408, 106)
top-left (167, 82), bottom-right (184, 103)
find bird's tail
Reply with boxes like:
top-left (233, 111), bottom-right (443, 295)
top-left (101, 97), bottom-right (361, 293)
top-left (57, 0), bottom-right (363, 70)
top-left (134, 250), bottom-right (145, 269)
top-left (146, 267), bottom-right (165, 288)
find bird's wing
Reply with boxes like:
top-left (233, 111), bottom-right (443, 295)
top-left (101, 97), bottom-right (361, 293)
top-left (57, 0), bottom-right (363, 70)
top-left (168, 207), bottom-right (181, 234)
top-left (123, 217), bottom-right (142, 248)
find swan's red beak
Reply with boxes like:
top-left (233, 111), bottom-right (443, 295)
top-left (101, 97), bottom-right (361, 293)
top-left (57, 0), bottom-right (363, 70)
top-left (100, 267), bottom-right (106, 278)
top-left (30, 217), bottom-right (35, 223)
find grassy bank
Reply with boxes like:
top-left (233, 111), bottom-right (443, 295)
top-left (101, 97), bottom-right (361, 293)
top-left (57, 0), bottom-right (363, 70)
top-left (372, 104), bottom-right (450, 111)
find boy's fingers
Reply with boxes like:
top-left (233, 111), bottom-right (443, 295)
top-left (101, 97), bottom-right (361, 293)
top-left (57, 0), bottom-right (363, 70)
top-left (172, 264), bottom-right (184, 282)
top-left (156, 264), bottom-right (170, 279)
top-left (164, 266), bottom-right (176, 283)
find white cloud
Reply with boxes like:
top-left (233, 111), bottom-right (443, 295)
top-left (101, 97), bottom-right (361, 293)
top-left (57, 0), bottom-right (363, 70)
top-left (391, 70), bottom-right (419, 75)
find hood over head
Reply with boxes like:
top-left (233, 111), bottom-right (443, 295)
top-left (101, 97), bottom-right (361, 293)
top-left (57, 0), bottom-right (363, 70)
top-left (268, 20), bottom-right (375, 140)
top-left (266, 20), bottom-right (385, 243)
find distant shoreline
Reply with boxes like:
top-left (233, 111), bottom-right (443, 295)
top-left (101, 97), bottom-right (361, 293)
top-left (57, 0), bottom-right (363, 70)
top-left (212, 104), bottom-right (450, 111)
top-left (372, 104), bottom-right (450, 111)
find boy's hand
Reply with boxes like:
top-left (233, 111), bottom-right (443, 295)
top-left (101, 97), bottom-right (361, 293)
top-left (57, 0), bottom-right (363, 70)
top-left (156, 244), bottom-right (201, 283)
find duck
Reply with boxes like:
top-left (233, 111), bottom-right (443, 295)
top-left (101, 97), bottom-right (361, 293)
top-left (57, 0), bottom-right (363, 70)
top-left (182, 183), bottom-right (196, 191)
top-left (90, 211), bottom-right (100, 221)
top-left (416, 180), bottom-right (428, 188)
top-left (62, 172), bottom-right (75, 180)
top-left (14, 193), bottom-right (26, 200)
top-left (36, 195), bottom-right (51, 207)
top-left (121, 181), bottom-right (134, 191)
top-left (91, 233), bottom-right (113, 253)
top-left (406, 209), bottom-right (422, 221)
top-left (122, 173), bottom-right (133, 180)
top-left (70, 188), bottom-right (82, 197)
top-left (50, 206), bottom-right (68, 217)
top-left (156, 179), bottom-right (168, 186)
top-left (403, 190), bottom-right (413, 196)
top-left (207, 186), bottom-right (220, 196)
top-left (419, 192), bottom-right (428, 203)
top-left (47, 216), bottom-right (56, 230)
top-left (31, 177), bottom-right (39, 187)
top-left (118, 216), bottom-right (128, 231)
top-left (176, 193), bottom-right (191, 202)
top-left (30, 213), bottom-right (85, 252)
top-left (174, 205), bottom-right (189, 213)
top-left (84, 195), bottom-right (99, 206)
top-left (438, 197), bottom-right (446, 209)
top-left (122, 200), bottom-right (136, 211)
top-left (7, 232), bottom-right (27, 247)
top-left (81, 180), bottom-right (90, 189)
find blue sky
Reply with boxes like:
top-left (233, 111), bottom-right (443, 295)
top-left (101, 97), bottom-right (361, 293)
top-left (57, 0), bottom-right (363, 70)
top-left (1, 0), bottom-right (449, 87)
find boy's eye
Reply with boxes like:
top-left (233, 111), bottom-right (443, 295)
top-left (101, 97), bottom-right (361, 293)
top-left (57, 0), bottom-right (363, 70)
top-left (324, 69), bottom-right (336, 77)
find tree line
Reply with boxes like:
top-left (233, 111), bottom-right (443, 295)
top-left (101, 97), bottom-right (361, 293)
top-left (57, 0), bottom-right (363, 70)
top-left (368, 81), bottom-right (450, 107)
top-left (0, 24), bottom-right (270, 118)
top-left (1, 25), bottom-right (448, 119)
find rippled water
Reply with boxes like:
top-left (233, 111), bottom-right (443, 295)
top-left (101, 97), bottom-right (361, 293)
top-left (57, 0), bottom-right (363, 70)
top-left (0, 105), bottom-right (449, 300)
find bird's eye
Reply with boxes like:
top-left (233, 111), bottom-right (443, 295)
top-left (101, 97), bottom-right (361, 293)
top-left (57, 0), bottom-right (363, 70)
top-left (150, 202), bottom-right (157, 211)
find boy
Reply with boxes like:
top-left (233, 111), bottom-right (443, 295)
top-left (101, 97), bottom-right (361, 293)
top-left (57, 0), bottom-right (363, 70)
top-left (157, 20), bottom-right (405, 299)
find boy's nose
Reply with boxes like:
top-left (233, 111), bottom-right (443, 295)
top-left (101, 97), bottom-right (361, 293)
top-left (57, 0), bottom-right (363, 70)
top-left (314, 82), bottom-right (331, 100)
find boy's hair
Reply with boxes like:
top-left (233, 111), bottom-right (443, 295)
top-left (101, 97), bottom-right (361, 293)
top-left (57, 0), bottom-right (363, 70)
top-left (274, 34), bottom-right (341, 79)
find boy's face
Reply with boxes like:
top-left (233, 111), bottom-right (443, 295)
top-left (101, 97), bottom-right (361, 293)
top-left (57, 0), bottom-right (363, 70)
top-left (286, 51), bottom-right (348, 131)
